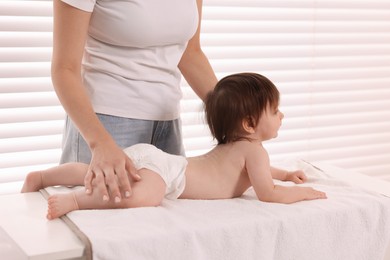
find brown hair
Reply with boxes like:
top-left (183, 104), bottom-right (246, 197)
top-left (205, 72), bottom-right (279, 144)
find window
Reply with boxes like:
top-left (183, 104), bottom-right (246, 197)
top-left (1, 0), bottom-right (390, 194)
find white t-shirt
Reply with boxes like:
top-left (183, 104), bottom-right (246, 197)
top-left (61, 0), bottom-right (198, 120)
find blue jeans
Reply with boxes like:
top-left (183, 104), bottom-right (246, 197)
top-left (60, 114), bottom-right (185, 164)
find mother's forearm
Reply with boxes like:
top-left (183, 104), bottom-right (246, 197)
top-left (178, 48), bottom-right (218, 101)
top-left (51, 68), bottom-right (112, 148)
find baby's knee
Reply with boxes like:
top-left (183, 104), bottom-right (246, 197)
top-left (21, 171), bottom-right (43, 193)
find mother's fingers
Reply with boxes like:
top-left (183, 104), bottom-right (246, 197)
top-left (126, 160), bottom-right (141, 182)
top-left (98, 171), bottom-right (110, 202)
top-left (84, 160), bottom-right (136, 203)
top-left (104, 168), bottom-right (122, 203)
top-left (89, 168), bottom-right (110, 201)
top-left (84, 169), bottom-right (94, 194)
top-left (115, 167), bottom-right (132, 198)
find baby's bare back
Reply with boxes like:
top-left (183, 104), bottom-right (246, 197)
top-left (179, 142), bottom-right (253, 200)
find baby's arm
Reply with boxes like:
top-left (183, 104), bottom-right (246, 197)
top-left (270, 167), bottom-right (307, 184)
top-left (247, 146), bottom-right (326, 204)
top-left (262, 185), bottom-right (327, 204)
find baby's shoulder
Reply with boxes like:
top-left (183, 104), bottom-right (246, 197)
top-left (233, 141), bottom-right (268, 162)
top-left (231, 141), bottom-right (269, 170)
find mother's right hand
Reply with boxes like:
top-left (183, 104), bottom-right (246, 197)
top-left (84, 141), bottom-right (141, 202)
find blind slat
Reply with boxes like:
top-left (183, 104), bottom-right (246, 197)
top-left (0, 62), bottom-right (50, 78)
top-left (203, 21), bottom-right (390, 33)
top-left (210, 57), bottom-right (390, 72)
top-left (204, 45), bottom-right (390, 59)
top-left (204, 7), bottom-right (390, 21)
top-left (0, 135), bottom-right (62, 154)
top-left (0, 47), bottom-right (51, 62)
top-left (204, 0), bottom-right (390, 9)
top-left (0, 16), bottom-right (52, 31)
top-left (284, 111), bottom-right (390, 125)
top-left (201, 33), bottom-right (390, 46)
top-left (0, 150), bottom-right (62, 169)
top-left (0, 92), bottom-right (61, 108)
top-left (0, 77), bottom-right (53, 93)
top-left (0, 1), bottom-right (52, 16)
top-left (0, 107), bottom-right (65, 124)
top-left (0, 121), bottom-right (64, 139)
top-left (0, 32), bottom-right (52, 47)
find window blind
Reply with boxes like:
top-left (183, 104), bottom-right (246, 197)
top-left (182, 1), bottom-right (390, 177)
top-left (0, 0), bottom-right (64, 194)
top-left (1, 0), bottom-right (390, 195)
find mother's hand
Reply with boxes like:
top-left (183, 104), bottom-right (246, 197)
top-left (84, 142), bottom-right (141, 202)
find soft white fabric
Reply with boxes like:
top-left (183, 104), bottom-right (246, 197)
top-left (123, 143), bottom-right (188, 199)
top-left (46, 161), bottom-right (390, 260)
top-left (60, 0), bottom-right (198, 120)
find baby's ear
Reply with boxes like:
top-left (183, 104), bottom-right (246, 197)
top-left (242, 117), bottom-right (256, 134)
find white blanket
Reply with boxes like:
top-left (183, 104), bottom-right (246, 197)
top-left (46, 161), bottom-right (390, 260)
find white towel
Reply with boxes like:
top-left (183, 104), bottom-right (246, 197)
top-left (46, 162), bottom-right (390, 260)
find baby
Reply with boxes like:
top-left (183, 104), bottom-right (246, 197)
top-left (22, 72), bottom-right (326, 219)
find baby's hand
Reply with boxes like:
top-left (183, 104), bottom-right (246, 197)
top-left (301, 187), bottom-right (327, 201)
top-left (285, 170), bottom-right (307, 184)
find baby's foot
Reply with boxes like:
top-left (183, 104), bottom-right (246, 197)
top-left (21, 171), bottom-right (43, 193)
top-left (47, 193), bottom-right (79, 220)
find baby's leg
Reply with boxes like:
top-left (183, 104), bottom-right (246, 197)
top-left (47, 168), bottom-right (166, 219)
top-left (21, 163), bottom-right (89, 193)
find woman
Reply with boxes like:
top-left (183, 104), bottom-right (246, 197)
top-left (51, 0), bottom-right (218, 203)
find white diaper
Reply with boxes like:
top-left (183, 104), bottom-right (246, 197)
top-left (123, 143), bottom-right (188, 199)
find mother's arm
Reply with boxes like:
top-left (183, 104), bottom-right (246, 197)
top-left (51, 0), bottom-right (139, 203)
top-left (178, 0), bottom-right (218, 100)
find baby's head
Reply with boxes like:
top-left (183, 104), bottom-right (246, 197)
top-left (205, 72), bottom-right (280, 144)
